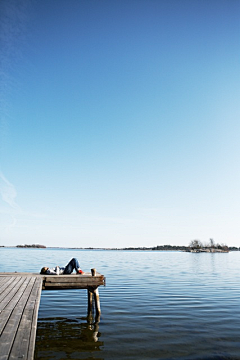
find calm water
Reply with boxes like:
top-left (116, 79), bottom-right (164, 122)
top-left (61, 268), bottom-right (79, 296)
top-left (1, 248), bottom-right (240, 360)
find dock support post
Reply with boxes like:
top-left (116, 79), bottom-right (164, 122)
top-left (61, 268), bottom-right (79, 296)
top-left (88, 290), bottom-right (93, 317)
top-left (91, 268), bottom-right (101, 316)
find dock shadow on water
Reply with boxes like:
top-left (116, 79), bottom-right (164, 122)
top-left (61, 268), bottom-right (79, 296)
top-left (34, 316), bottom-right (103, 360)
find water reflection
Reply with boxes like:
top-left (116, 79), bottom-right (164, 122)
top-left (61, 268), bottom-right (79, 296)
top-left (34, 315), bottom-right (103, 360)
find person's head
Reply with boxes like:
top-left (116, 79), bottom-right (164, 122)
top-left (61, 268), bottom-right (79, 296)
top-left (40, 267), bottom-right (49, 274)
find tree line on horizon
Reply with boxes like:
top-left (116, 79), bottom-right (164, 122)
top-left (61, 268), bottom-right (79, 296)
top-left (122, 239), bottom-right (239, 251)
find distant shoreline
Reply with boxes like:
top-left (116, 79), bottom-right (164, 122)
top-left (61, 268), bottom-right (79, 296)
top-left (1, 245), bottom-right (239, 251)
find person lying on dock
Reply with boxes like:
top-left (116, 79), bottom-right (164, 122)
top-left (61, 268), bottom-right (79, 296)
top-left (40, 257), bottom-right (85, 275)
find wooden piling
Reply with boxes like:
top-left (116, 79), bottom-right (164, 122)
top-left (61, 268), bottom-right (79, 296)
top-left (90, 268), bottom-right (101, 316)
top-left (88, 290), bottom-right (93, 316)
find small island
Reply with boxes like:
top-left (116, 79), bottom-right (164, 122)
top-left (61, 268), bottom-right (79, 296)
top-left (187, 239), bottom-right (229, 253)
top-left (16, 244), bottom-right (46, 249)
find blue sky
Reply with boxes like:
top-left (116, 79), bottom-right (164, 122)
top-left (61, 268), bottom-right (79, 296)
top-left (0, 0), bottom-right (240, 248)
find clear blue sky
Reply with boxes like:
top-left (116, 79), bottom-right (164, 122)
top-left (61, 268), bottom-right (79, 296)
top-left (0, 0), bottom-right (240, 248)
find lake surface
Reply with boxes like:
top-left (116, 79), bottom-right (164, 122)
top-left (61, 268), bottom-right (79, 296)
top-left (0, 248), bottom-right (240, 360)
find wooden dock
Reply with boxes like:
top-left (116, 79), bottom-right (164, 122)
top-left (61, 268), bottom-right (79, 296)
top-left (0, 271), bottom-right (105, 360)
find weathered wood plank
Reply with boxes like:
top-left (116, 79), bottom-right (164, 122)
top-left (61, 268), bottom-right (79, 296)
top-left (43, 275), bottom-right (103, 283)
top-left (0, 273), bottom-right (40, 277)
top-left (43, 284), bottom-right (99, 290)
top-left (42, 274), bottom-right (105, 290)
top-left (44, 278), bottom-right (104, 285)
top-left (0, 277), bottom-right (19, 297)
top-left (0, 277), bottom-right (7, 286)
top-left (26, 278), bottom-right (42, 360)
top-left (0, 277), bottom-right (36, 360)
top-left (9, 278), bottom-right (42, 360)
top-left (0, 277), bottom-right (27, 313)
top-left (43, 283), bottom-right (104, 290)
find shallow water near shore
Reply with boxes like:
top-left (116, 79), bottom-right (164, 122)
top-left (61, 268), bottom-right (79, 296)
top-left (1, 248), bottom-right (240, 359)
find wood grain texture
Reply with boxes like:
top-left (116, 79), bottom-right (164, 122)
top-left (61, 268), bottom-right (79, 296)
top-left (0, 276), bottom-right (42, 360)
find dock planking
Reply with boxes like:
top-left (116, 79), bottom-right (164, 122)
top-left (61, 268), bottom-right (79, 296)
top-left (0, 271), bottom-right (105, 360)
top-left (0, 276), bottom-right (42, 360)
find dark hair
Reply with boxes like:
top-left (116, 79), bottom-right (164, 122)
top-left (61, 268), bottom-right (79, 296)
top-left (40, 267), bottom-right (48, 274)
